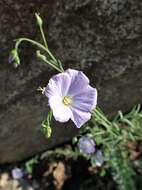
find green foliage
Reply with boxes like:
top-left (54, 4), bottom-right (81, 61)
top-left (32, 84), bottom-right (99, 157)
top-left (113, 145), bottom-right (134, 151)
top-left (91, 105), bottom-right (142, 190)
top-left (110, 150), bottom-right (136, 190)
top-left (39, 105), bottom-right (142, 190)
top-left (25, 156), bottom-right (39, 174)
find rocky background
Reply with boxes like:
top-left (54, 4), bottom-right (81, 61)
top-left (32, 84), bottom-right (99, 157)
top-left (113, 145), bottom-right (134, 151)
top-left (0, 0), bottom-right (142, 163)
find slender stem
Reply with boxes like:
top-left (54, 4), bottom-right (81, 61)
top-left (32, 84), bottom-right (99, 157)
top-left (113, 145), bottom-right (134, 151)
top-left (39, 24), bottom-right (48, 49)
top-left (15, 38), bottom-right (57, 65)
top-left (40, 56), bottom-right (62, 72)
top-left (93, 108), bottom-right (118, 137)
top-left (94, 108), bottom-right (112, 126)
top-left (50, 59), bottom-right (64, 72)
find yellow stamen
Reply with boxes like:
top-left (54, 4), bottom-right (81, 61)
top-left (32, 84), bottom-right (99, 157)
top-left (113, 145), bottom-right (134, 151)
top-left (62, 96), bottom-right (73, 106)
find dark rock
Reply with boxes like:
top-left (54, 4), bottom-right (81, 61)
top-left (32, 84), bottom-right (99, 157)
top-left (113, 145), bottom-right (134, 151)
top-left (0, 0), bottom-right (142, 163)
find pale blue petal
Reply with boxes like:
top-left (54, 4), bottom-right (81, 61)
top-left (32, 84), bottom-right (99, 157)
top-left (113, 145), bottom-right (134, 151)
top-left (66, 69), bottom-right (89, 96)
top-left (72, 86), bottom-right (97, 112)
top-left (45, 72), bottom-right (71, 98)
top-left (70, 108), bottom-right (91, 128)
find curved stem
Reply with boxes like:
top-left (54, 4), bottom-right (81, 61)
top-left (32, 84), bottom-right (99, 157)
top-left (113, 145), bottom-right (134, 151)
top-left (15, 38), bottom-right (57, 65)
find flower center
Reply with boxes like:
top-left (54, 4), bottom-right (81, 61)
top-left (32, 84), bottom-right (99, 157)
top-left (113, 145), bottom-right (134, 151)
top-left (62, 96), bottom-right (73, 106)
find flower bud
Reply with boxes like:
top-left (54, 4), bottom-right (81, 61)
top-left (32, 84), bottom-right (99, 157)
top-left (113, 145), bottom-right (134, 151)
top-left (78, 136), bottom-right (96, 155)
top-left (35, 13), bottom-right (43, 26)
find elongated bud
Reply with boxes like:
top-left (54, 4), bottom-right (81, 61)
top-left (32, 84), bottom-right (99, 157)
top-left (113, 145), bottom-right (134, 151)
top-left (42, 121), bottom-right (52, 138)
top-left (35, 13), bottom-right (43, 26)
top-left (41, 111), bottom-right (53, 138)
top-left (46, 126), bottom-right (52, 138)
top-left (10, 49), bottom-right (20, 67)
top-left (36, 50), bottom-right (47, 61)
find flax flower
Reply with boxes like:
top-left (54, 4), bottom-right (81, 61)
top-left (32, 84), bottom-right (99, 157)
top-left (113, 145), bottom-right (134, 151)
top-left (78, 136), bottom-right (96, 154)
top-left (45, 69), bottom-right (97, 128)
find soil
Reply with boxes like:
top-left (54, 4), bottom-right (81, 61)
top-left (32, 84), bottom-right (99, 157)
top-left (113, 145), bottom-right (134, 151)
top-left (0, 156), bottom-right (116, 190)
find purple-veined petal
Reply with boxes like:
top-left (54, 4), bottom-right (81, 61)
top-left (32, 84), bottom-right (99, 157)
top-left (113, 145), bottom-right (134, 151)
top-left (45, 73), bottom-right (71, 98)
top-left (72, 86), bottom-right (97, 112)
top-left (66, 69), bottom-right (89, 96)
top-left (70, 107), bottom-right (91, 128)
top-left (66, 69), bottom-right (89, 84)
top-left (45, 78), bottom-right (60, 98)
top-left (49, 95), bottom-right (72, 122)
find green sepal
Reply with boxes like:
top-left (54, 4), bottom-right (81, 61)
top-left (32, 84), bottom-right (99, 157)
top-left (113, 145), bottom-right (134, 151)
top-left (41, 110), bottom-right (53, 138)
